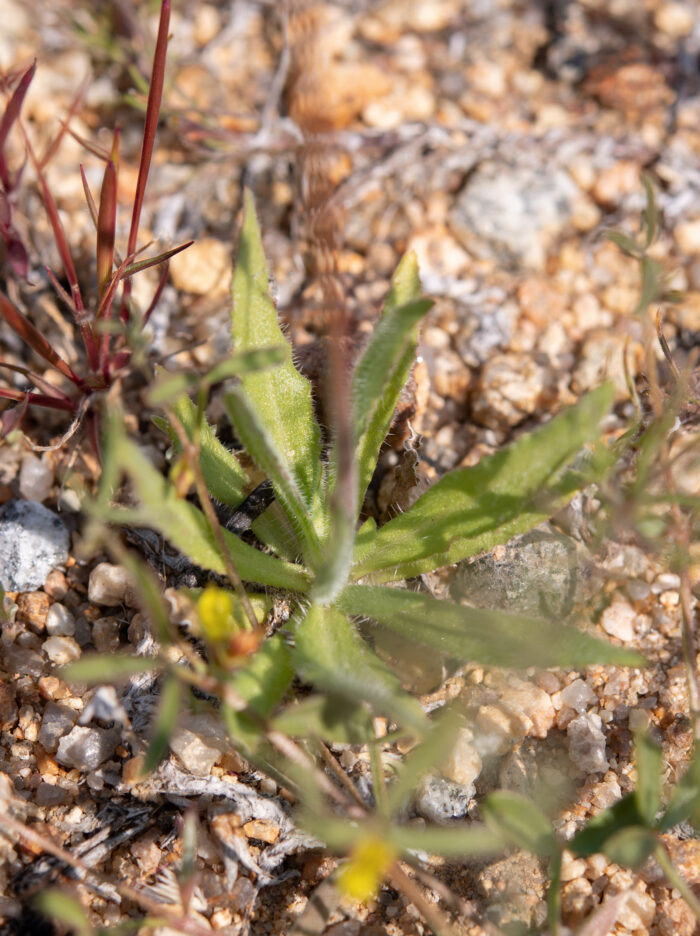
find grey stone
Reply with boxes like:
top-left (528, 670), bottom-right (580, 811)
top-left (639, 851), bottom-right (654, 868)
top-left (449, 161), bottom-right (577, 270)
top-left (42, 635), bottom-right (81, 665)
top-left (45, 603), bottom-right (76, 636)
top-left (170, 713), bottom-right (231, 776)
top-left (450, 523), bottom-right (597, 619)
top-left (567, 713), bottom-right (608, 774)
top-left (38, 702), bottom-right (78, 753)
top-left (18, 454), bottom-right (53, 502)
top-left (0, 500), bottom-right (69, 592)
top-left (35, 781), bottom-right (68, 806)
top-left (92, 617), bottom-right (120, 653)
top-left (88, 563), bottom-right (137, 607)
top-left (56, 725), bottom-right (121, 771)
top-left (414, 775), bottom-right (474, 824)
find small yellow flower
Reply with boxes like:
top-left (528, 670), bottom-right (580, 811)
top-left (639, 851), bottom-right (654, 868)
top-left (197, 585), bottom-right (270, 645)
top-left (338, 836), bottom-right (396, 903)
top-left (197, 585), bottom-right (235, 643)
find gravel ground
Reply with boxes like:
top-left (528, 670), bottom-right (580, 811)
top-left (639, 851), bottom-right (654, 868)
top-left (1, 2), bottom-right (700, 935)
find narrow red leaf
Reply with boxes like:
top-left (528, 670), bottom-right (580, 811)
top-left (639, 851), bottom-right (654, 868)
top-left (97, 154), bottom-right (118, 301)
top-left (65, 124), bottom-right (111, 162)
top-left (0, 292), bottom-right (84, 389)
top-left (0, 361), bottom-right (72, 400)
top-left (107, 350), bottom-right (131, 374)
top-left (121, 240), bottom-right (192, 278)
top-left (142, 259), bottom-right (170, 325)
top-left (45, 266), bottom-right (77, 316)
top-left (19, 127), bottom-right (89, 324)
top-left (0, 292), bottom-right (83, 387)
top-left (0, 60), bottom-right (35, 190)
top-left (0, 387), bottom-right (75, 412)
top-left (0, 393), bottom-right (29, 435)
top-left (38, 75), bottom-right (89, 169)
top-left (80, 164), bottom-right (99, 229)
top-left (122, 0), bottom-right (171, 317)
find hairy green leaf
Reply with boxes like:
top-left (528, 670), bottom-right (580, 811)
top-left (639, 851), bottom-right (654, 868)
top-left (226, 386), bottom-right (321, 565)
top-left (293, 604), bottom-right (426, 734)
top-left (143, 673), bottom-right (182, 775)
top-left (350, 250), bottom-right (431, 508)
top-left (149, 347), bottom-right (286, 406)
top-left (603, 826), bottom-right (658, 869)
top-left (634, 729), bottom-right (662, 827)
top-left (570, 794), bottom-right (644, 858)
top-left (168, 392), bottom-right (248, 509)
top-left (660, 744), bottom-right (700, 832)
top-left (61, 653), bottom-right (160, 684)
top-left (337, 585), bottom-right (646, 668)
top-left (232, 189), bottom-right (323, 513)
top-left (389, 823), bottom-right (503, 858)
top-left (483, 791), bottom-right (558, 857)
top-left (223, 634), bottom-right (294, 751)
top-left (272, 695), bottom-right (375, 745)
top-left (386, 707), bottom-right (462, 815)
top-left (351, 384), bottom-right (614, 583)
top-left (98, 425), bottom-right (310, 592)
top-left (34, 891), bottom-right (92, 936)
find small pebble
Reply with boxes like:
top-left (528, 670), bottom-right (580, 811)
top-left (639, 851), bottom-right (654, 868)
top-left (169, 713), bottom-right (230, 776)
top-left (559, 679), bottom-right (597, 714)
top-left (16, 591), bottom-right (50, 633)
top-left (42, 635), bottom-right (81, 665)
top-left (35, 781), bottom-right (68, 806)
top-left (415, 775), bottom-right (474, 823)
top-left (88, 563), bottom-right (137, 607)
top-left (600, 600), bottom-right (636, 642)
top-left (441, 727), bottom-right (482, 787)
top-left (45, 603), bottom-right (76, 637)
top-left (243, 819), bottom-right (280, 844)
top-left (38, 701), bottom-right (78, 753)
top-left (56, 725), bottom-right (120, 770)
top-left (655, 2), bottom-right (694, 38)
top-left (567, 712), bottom-right (609, 774)
top-left (44, 570), bottom-right (68, 600)
top-left (18, 454), bottom-right (53, 502)
top-left (92, 617), bottom-right (120, 653)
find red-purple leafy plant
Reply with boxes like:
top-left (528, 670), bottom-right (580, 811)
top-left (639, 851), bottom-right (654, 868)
top-left (0, 0), bottom-right (190, 453)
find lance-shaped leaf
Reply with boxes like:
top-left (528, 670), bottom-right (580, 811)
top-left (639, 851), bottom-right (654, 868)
top-left (660, 744), bottom-right (700, 832)
top-left (272, 694), bottom-right (375, 745)
top-left (337, 585), bottom-right (646, 668)
top-left (96, 152), bottom-right (118, 301)
top-left (223, 634), bottom-right (294, 752)
top-left (388, 823), bottom-right (502, 858)
top-left (603, 826), bottom-right (658, 869)
top-left (231, 190), bottom-right (322, 513)
top-left (166, 391), bottom-right (249, 509)
top-left (386, 707), bottom-right (462, 815)
top-left (634, 729), bottom-right (662, 827)
top-left (142, 672), bottom-right (182, 775)
top-left (0, 61), bottom-right (36, 189)
top-left (483, 791), bottom-right (558, 857)
top-left (226, 385), bottom-right (321, 564)
top-left (349, 251), bottom-right (431, 509)
top-left (61, 653), bottom-right (160, 684)
top-left (570, 793), bottom-right (644, 858)
top-left (0, 292), bottom-right (82, 386)
top-left (96, 423), bottom-right (310, 593)
top-left (293, 604), bottom-right (426, 734)
top-left (351, 383), bottom-right (614, 583)
top-left (34, 892), bottom-right (92, 936)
